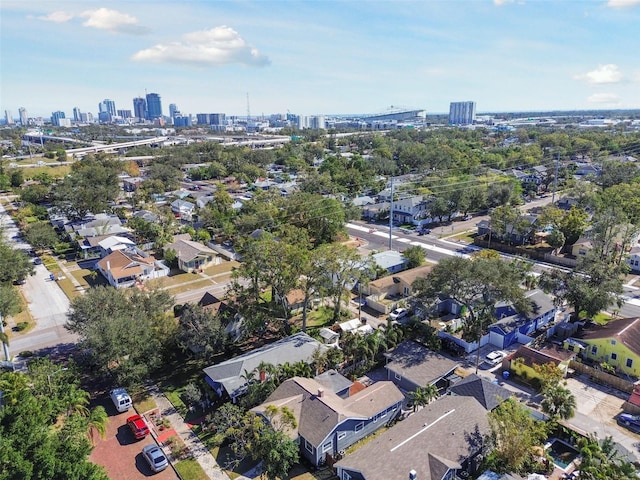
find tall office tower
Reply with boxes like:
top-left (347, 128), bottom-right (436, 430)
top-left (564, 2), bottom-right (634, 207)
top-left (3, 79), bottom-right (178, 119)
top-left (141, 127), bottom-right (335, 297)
top-left (73, 107), bottom-right (82, 122)
top-left (210, 113), bottom-right (226, 126)
top-left (169, 103), bottom-right (178, 120)
top-left (196, 113), bottom-right (210, 125)
top-left (145, 93), bottom-right (162, 120)
top-left (99, 99), bottom-right (116, 117)
top-left (51, 111), bottom-right (66, 126)
top-left (18, 107), bottom-right (28, 126)
top-left (117, 110), bottom-right (132, 119)
top-left (4, 110), bottom-right (14, 125)
top-left (133, 97), bottom-right (147, 121)
top-left (174, 115), bottom-right (192, 127)
top-left (309, 115), bottom-right (326, 129)
top-left (448, 101), bottom-right (476, 125)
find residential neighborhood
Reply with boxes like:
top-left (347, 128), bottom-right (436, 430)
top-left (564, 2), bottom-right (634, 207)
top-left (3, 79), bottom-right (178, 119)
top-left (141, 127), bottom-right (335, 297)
top-left (2, 115), bottom-right (640, 480)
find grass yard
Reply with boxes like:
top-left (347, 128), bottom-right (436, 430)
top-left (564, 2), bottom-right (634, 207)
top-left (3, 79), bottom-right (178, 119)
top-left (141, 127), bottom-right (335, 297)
top-left (303, 306), bottom-right (337, 328)
top-left (21, 164), bottom-right (72, 180)
top-left (592, 312), bottom-right (612, 325)
top-left (210, 444), bottom-right (259, 479)
top-left (448, 231), bottom-right (477, 244)
top-left (175, 459), bottom-right (209, 480)
top-left (202, 261), bottom-right (239, 277)
top-left (289, 465), bottom-right (337, 480)
top-left (132, 391), bottom-right (158, 414)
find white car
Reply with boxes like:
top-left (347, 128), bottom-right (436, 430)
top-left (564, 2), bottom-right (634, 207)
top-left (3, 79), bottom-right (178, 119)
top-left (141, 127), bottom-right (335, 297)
top-left (389, 308), bottom-right (409, 321)
top-left (483, 351), bottom-right (507, 367)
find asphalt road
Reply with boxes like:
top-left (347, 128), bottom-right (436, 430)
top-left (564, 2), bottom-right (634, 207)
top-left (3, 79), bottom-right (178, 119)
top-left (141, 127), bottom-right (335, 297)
top-left (0, 201), bottom-right (77, 357)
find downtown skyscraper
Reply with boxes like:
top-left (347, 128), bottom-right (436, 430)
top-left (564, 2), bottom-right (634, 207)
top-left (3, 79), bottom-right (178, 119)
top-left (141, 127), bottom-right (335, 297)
top-left (145, 93), bottom-right (162, 120)
top-left (448, 101), bottom-right (476, 125)
top-left (133, 97), bottom-right (147, 122)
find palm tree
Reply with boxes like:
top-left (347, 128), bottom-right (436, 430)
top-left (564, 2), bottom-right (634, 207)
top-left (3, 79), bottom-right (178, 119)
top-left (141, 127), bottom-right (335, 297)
top-left (541, 384), bottom-right (576, 421)
top-left (65, 387), bottom-right (91, 417)
top-left (408, 385), bottom-right (439, 412)
top-left (86, 406), bottom-right (109, 445)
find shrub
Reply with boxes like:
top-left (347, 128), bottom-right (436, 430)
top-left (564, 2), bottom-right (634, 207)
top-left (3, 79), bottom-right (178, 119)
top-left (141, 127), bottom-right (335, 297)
top-left (14, 322), bottom-right (29, 332)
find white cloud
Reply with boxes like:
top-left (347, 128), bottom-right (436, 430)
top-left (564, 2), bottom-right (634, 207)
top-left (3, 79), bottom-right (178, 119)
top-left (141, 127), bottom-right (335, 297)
top-left (493, 0), bottom-right (514, 5)
top-left (35, 11), bottom-right (74, 23)
top-left (607, 0), bottom-right (640, 7)
top-left (575, 64), bottom-right (623, 84)
top-left (131, 26), bottom-right (270, 67)
top-left (587, 93), bottom-right (621, 104)
top-left (80, 8), bottom-right (149, 35)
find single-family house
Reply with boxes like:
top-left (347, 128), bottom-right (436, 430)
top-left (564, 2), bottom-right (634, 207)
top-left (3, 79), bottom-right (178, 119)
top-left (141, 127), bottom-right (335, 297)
top-left (391, 195), bottom-right (430, 226)
top-left (65, 213), bottom-right (129, 238)
top-left (77, 233), bottom-right (128, 259)
top-left (384, 340), bottom-right (461, 392)
top-left (489, 289), bottom-right (557, 349)
top-left (170, 199), bottom-right (196, 220)
top-left (122, 176), bottom-right (144, 192)
top-left (196, 292), bottom-right (243, 342)
top-left (626, 245), bottom-right (640, 273)
top-left (508, 344), bottom-right (577, 382)
top-left (97, 235), bottom-right (136, 256)
top-left (131, 209), bottom-right (159, 223)
top-left (448, 373), bottom-right (511, 411)
top-left (163, 235), bottom-right (220, 273)
top-left (571, 236), bottom-right (592, 258)
top-left (252, 376), bottom-right (404, 467)
top-left (371, 250), bottom-right (407, 274)
top-left (361, 202), bottom-right (390, 221)
top-left (96, 248), bottom-right (169, 288)
top-left (335, 395), bottom-right (491, 480)
top-left (363, 264), bottom-right (433, 314)
top-left (565, 317), bottom-right (640, 377)
top-left (203, 332), bottom-right (328, 402)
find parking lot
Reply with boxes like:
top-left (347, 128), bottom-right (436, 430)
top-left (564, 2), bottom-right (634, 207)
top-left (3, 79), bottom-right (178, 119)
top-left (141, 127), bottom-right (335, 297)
top-left (89, 396), bottom-right (178, 480)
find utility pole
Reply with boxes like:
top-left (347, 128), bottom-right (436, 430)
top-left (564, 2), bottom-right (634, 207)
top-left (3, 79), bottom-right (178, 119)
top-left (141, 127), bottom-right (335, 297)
top-left (388, 177), bottom-right (394, 251)
top-left (552, 152), bottom-right (559, 204)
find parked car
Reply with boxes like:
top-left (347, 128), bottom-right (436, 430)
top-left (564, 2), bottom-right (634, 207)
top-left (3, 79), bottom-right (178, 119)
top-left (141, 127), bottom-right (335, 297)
top-left (418, 228), bottom-right (431, 235)
top-left (127, 414), bottom-right (150, 440)
top-left (618, 413), bottom-right (640, 432)
top-left (109, 388), bottom-right (132, 413)
top-left (483, 350), bottom-right (507, 368)
top-left (142, 444), bottom-right (169, 473)
top-left (33, 257), bottom-right (42, 265)
top-left (389, 307), bottom-right (409, 321)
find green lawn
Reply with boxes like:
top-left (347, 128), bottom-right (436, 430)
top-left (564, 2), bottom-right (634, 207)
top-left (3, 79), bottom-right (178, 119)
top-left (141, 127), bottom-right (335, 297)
top-left (303, 306), bottom-right (337, 328)
top-left (174, 459), bottom-right (208, 480)
top-left (132, 391), bottom-right (158, 414)
top-left (202, 261), bottom-right (239, 276)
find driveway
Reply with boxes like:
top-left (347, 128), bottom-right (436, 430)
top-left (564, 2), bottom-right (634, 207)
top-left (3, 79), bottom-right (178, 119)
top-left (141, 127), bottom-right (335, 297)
top-left (89, 396), bottom-right (178, 480)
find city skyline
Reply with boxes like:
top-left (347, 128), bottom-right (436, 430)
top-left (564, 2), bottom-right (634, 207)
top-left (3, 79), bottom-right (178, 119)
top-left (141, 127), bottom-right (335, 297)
top-left (2, 0), bottom-right (640, 119)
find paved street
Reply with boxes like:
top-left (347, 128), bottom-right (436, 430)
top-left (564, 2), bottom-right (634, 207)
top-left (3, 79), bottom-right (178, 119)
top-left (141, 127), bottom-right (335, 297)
top-left (0, 201), bottom-right (77, 356)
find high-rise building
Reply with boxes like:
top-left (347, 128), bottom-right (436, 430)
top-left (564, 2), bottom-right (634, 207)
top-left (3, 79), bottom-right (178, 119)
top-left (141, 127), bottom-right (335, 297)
top-left (133, 97), bottom-right (147, 121)
top-left (51, 111), bottom-right (66, 126)
top-left (146, 93), bottom-right (162, 120)
top-left (73, 107), bottom-right (82, 122)
top-left (117, 110), bottom-right (132, 119)
top-left (174, 115), bottom-right (192, 127)
top-left (448, 101), bottom-right (476, 125)
top-left (18, 107), bottom-right (28, 126)
top-left (4, 110), bottom-right (14, 125)
top-left (169, 104), bottom-right (178, 119)
top-left (99, 99), bottom-right (116, 117)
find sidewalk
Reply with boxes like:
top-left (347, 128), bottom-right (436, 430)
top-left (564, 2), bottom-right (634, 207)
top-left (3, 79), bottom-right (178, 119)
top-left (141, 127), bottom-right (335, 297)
top-left (146, 383), bottom-right (231, 480)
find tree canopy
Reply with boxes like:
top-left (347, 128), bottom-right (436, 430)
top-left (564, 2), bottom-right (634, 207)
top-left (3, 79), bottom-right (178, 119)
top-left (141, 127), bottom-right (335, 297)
top-left (66, 286), bottom-right (175, 387)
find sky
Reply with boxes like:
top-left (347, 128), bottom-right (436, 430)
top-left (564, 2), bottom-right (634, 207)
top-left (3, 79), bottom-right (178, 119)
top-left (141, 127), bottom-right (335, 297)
top-left (2, 0), bottom-right (640, 119)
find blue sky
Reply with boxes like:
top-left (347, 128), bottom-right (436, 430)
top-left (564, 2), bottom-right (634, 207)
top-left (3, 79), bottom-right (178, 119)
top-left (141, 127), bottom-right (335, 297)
top-left (2, 0), bottom-right (640, 119)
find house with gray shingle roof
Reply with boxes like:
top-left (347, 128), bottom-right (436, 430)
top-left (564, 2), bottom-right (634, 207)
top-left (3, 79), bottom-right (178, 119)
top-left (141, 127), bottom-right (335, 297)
top-left (448, 374), bottom-right (511, 411)
top-left (384, 340), bottom-right (461, 393)
top-left (163, 236), bottom-right (219, 273)
top-left (335, 395), bottom-right (490, 480)
top-left (203, 333), bottom-right (328, 403)
top-left (252, 375), bottom-right (404, 467)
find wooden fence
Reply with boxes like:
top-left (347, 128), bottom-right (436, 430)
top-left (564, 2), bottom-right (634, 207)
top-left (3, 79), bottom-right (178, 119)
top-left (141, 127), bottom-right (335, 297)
top-left (569, 359), bottom-right (635, 394)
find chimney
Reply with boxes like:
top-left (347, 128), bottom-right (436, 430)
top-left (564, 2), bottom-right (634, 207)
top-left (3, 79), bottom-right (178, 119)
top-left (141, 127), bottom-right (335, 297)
top-left (107, 261), bottom-right (111, 271)
top-left (409, 470), bottom-right (417, 480)
top-left (317, 388), bottom-right (324, 398)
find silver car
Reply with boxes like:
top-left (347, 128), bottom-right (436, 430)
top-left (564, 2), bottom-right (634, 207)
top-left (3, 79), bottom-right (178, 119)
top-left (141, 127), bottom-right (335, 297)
top-left (142, 444), bottom-right (169, 473)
